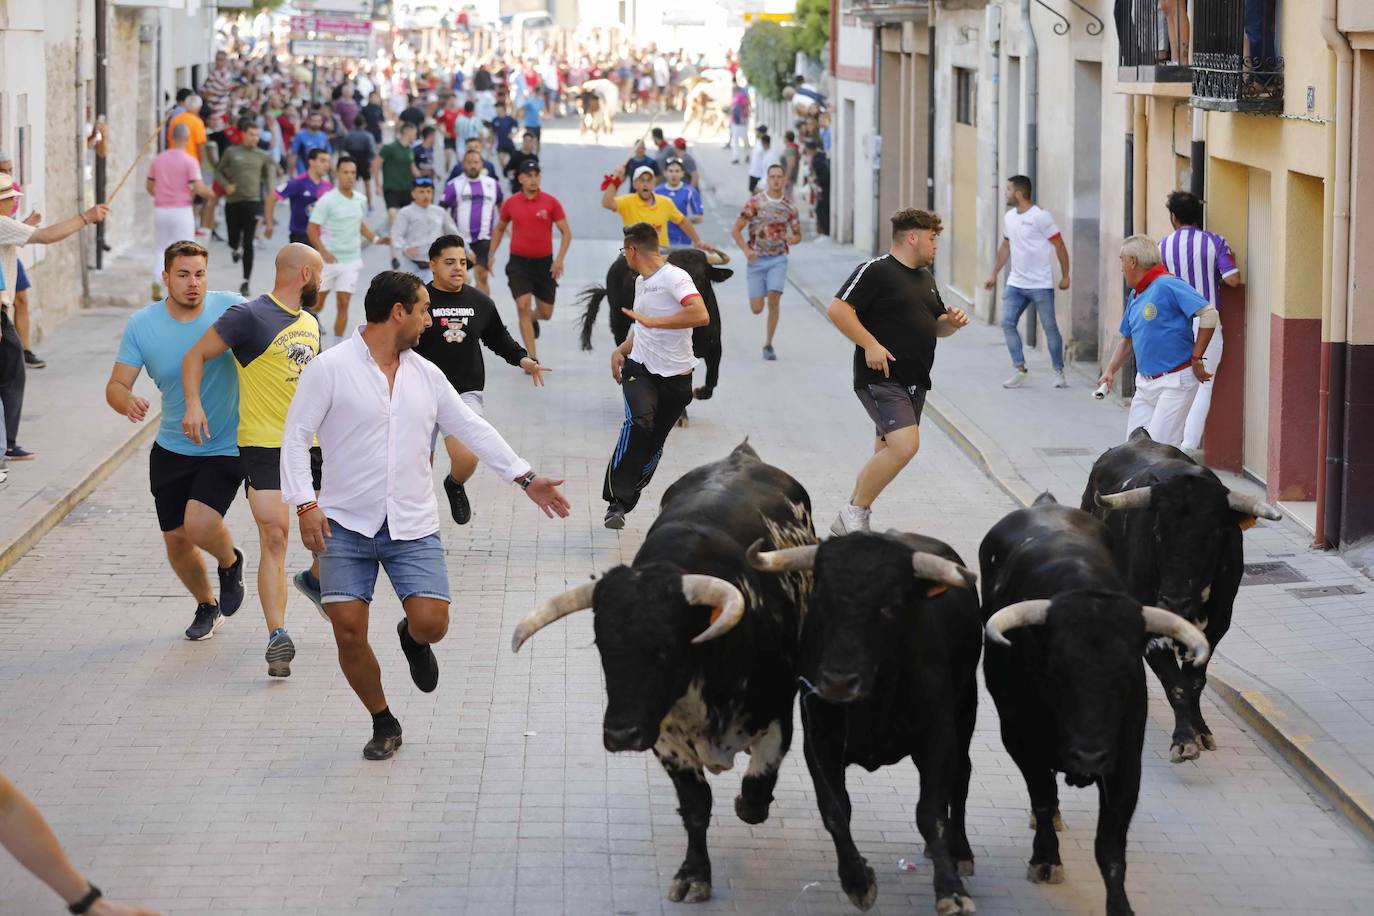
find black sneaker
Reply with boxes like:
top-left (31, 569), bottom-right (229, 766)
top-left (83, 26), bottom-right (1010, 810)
top-left (185, 602), bottom-right (222, 640)
top-left (443, 475), bottom-right (472, 525)
top-left (231, 248), bottom-right (241, 263)
top-left (397, 619), bottom-right (439, 693)
top-left (364, 729), bottom-right (403, 760)
top-left (390, 256), bottom-right (400, 270)
top-left (604, 503), bottom-right (627, 530)
top-left (23, 350), bottom-right (45, 369)
top-left (239, 280), bottom-right (250, 296)
top-left (4, 446), bottom-right (34, 461)
top-left (218, 548), bottom-right (245, 616)
top-left (266, 628), bottom-right (296, 677)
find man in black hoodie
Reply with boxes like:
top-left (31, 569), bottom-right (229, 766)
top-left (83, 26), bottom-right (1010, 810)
top-left (414, 234), bottom-right (549, 524)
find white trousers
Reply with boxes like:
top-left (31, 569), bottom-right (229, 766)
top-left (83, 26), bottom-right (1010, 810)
top-left (1127, 369), bottom-right (1200, 447)
top-left (729, 123), bottom-right (748, 160)
top-left (153, 207), bottom-right (197, 282)
top-left (1181, 326), bottom-right (1224, 451)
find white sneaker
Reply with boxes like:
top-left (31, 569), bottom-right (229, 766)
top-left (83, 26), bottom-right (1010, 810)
top-left (830, 504), bottom-right (872, 537)
top-left (1052, 370), bottom-right (1069, 389)
top-left (1002, 369), bottom-right (1030, 389)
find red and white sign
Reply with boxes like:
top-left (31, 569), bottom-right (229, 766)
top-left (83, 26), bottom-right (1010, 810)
top-left (290, 16), bottom-right (373, 35)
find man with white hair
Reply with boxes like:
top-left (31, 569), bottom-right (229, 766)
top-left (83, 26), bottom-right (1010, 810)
top-left (1098, 235), bottom-right (1217, 447)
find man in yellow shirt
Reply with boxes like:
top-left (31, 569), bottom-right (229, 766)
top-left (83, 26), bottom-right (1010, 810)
top-left (601, 164), bottom-right (714, 251)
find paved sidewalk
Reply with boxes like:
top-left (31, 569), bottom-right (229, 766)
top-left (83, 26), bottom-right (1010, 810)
top-left (695, 139), bottom-right (1374, 839)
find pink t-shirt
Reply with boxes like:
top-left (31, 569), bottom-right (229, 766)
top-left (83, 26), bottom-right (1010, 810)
top-left (148, 148), bottom-right (201, 208)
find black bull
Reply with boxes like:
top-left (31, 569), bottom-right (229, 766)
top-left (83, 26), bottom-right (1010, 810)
top-left (577, 250), bottom-right (732, 397)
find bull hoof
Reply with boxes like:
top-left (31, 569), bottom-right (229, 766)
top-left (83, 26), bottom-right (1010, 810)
top-left (958, 859), bottom-right (976, 877)
top-left (1199, 732), bottom-right (1217, 751)
top-left (936, 893), bottom-right (977, 915)
top-left (843, 865), bottom-right (878, 911)
top-left (1026, 862), bottom-right (1065, 885)
top-left (1170, 739), bottom-right (1201, 763)
top-left (667, 877), bottom-right (711, 903)
top-left (692, 386), bottom-right (713, 400)
top-left (1028, 810), bottom-right (1064, 831)
top-left (734, 793), bottom-right (770, 824)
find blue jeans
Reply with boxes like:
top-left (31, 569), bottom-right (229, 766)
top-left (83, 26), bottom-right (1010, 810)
top-left (319, 519), bottom-right (450, 605)
top-left (1001, 285), bottom-right (1064, 372)
top-left (746, 254), bottom-right (788, 298)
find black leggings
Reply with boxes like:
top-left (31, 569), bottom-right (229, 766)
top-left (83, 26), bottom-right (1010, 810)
top-left (603, 359), bottom-right (694, 512)
top-left (0, 310), bottom-right (24, 449)
top-left (225, 200), bottom-right (260, 281)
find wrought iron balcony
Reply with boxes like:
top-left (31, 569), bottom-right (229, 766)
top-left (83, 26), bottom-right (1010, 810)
top-left (1116, 0), bottom-right (1191, 87)
top-left (1190, 0), bottom-right (1283, 112)
top-left (842, 0), bottom-right (929, 25)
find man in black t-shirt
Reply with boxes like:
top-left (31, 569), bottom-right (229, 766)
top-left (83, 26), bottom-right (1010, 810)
top-left (826, 207), bottom-right (970, 536)
top-left (415, 235), bottom-right (548, 525)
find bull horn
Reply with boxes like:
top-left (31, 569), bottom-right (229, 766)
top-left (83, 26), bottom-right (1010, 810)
top-left (912, 552), bottom-right (978, 588)
top-left (984, 599), bottom-right (1052, 647)
top-left (746, 538), bottom-right (817, 573)
top-left (682, 574), bottom-right (747, 644)
top-left (1141, 606), bottom-right (1212, 664)
top-left (705, 248), bottom-right (731, 266)
top-left (511, 582), bottom-right (597, 653)
top-left (1226, 491), bottom-right (1282, 521)
top-left (1095, 486), bottom-right (1153, 510)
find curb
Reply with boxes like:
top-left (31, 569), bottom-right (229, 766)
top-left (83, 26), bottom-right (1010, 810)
top-left (0, 411), bottom-right (160, 578)
top-left (788, 269), bottom-right (1374, 842)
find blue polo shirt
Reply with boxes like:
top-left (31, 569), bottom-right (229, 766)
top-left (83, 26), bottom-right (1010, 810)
top-left (290, 130), bottom-right (332, 172)
top-left (656, 182), bottom-right (703, 246)
top-left (1120, 273), bottom-right (1206, 376)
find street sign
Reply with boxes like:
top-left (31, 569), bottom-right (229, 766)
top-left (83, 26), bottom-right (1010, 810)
top-left (290, 0), bottom-right (373, 14)
top-left (289, 15), bottom-right (373, 34)
top-left (290, 38), bottom-right (371, 58)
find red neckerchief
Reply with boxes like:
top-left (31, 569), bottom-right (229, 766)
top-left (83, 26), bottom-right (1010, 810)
top-left (1134, 263), bottom-right (1169, 296)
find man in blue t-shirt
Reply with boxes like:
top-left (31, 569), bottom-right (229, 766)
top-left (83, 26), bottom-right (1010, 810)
top-left (274, 148), bottom-right (333, 244)
top-left (1098, 235), bottom-right (1217, 447)
top-left (105, 240), bottom-right (248, 642)
top-left (655, 158), bottom-right (703, 248)
top-left (521, 95), bottom-right (543, 150)
top-left (289, 111), bottom-right (332, 174)
top-left (490, 102), bottom-right (519, 165)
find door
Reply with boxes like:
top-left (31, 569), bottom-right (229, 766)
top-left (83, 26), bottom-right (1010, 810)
top-left (842, 98), bottom-right (856, 242)
top-left (1243, 168), bottom-right (1271, 481)
top-left (951, 68), bottom-right (978, 300)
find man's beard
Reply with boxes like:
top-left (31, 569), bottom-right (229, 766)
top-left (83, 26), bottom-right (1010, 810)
top-left (301, 280), bottom-right (320, 311)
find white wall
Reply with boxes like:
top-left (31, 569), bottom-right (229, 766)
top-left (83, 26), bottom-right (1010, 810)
top-left (833, 15), bottom-right (876, 253)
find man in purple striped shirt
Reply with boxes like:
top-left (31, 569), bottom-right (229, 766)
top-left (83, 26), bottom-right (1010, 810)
top-left (1159, 191), bottom-right (1242, 456)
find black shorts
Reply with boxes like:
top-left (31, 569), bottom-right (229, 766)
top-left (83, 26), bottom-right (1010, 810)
top-left (240, 445), bottom-right (322, 494)
top-left (506, 254), bottom-right (557, 303)
top-left (289, 231), bottom-right (311, 245)
top-left (355, 164), bottom-right (372, 182)
top-left (469, 238), bottom-right (491, 268)
top-left (384, 189), bottom-right (411, 210)
top-left (443, 137), bottom-right (457, 150)
top-left (855, 381), bottom-right (928, 440)
top-left (149, 443), bottom-right (244, 533)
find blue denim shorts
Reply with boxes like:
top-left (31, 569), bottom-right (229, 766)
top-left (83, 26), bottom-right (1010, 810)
top-left (319, 519), bottom-right (450, 605)
top-left (746, 253), bottom-right (789, 298)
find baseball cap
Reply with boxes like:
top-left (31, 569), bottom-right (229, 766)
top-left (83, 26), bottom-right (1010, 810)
top-left (517, 158), bottom-right (542, 174)
top-left (672, 137), bottom-right (686, 149)
top-left (0, 174), bottom-right (20, 201)
top-left (632, 165), bottom-right (655, 181)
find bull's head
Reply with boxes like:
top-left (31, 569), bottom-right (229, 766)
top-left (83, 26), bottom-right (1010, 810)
top-left (985, 593), bottom-right (1209, 776)
top-left (1095, 476), bottom-right (1278, 619)
top-left (748, 533), bottom-right (975, 704)
top-left (510, 564), bottom-right (747, 753)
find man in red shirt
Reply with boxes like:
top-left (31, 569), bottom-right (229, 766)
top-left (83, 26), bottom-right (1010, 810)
top-left (436, 94), bottom-right (461, 175)
top-left (488, 160), bottom-right (572, 359)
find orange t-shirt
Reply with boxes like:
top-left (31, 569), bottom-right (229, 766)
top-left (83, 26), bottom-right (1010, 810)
top-left (167, 111), bottom-right (208, 167)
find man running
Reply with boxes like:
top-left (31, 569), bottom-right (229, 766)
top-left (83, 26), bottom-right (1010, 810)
top-left (655, 158), bottom-right (703, 248)
top-left (417, 235), bottom-right (548, 525)
top-left (380, 122), bottom-right (419, 269)
top-left (442, 148), bottom-right (503, 293)
top-left (826, 209), bottom-right (969, 536)
top-left (732, 163), bottom-right (801, 361)
top-left (488, 159), bottom-right (571, 359)
top-left (181, 243), bottom-right (326, 679)
top-left (391, 178), bottom-right (459, 282)
top-left (288, 111), bottom-right (332, 176)
top-left (283, 270), bottom-right (570, 760)
top-left (105, 241), bottom-right (246, 641)
top-left (502, 132), bottom-right (540, 194)
top-left (214, 117), bottom-right (276, 297)
top-left (601, 222), bottom-right (710, 530)
top-left (146, 123), bottom-right (215, 293)
top-left (308, 156), bottom-right (388, 340)
top-left (601, 164), bottom-right (713, 251)
top-left (274, 147), bottom-right (332, 245)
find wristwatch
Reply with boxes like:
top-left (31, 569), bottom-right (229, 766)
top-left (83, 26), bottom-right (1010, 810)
top-left (516, 470), bottom-right (536, 490)
top-left (68, 883), bottom-right (102, 914)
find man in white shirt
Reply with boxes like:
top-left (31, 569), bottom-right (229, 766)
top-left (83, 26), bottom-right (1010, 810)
top-left (283, 270), bottom-right (570, 760)
top-left (390, 178), bottom-right (459, 281)
top-left (985, 174), bottom-right (1071, 389)
top-left (602, 222), bottom-right (711, 530)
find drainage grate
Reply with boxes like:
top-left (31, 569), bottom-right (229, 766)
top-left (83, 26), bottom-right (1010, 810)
top-left (1288, 584), bottom-right (1365, 599)
top-left (1242, 561), bottom-right (1309, 586)
top-left (1036, 447), bottom-right (1097, 457)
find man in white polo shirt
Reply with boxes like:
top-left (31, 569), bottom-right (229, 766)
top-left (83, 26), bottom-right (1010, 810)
top-left (602, 221), bottom-right (711, 530)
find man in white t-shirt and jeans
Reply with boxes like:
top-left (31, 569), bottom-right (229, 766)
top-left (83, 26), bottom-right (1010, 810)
top-left (985, 174), bottom-right (1071, 389)
top-left (602, 221), bottom-right (711, 530)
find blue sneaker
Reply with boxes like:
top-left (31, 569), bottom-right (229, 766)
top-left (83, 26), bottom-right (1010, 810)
top-left (293, 569), bottom-right (327, 621)
top-left (266, 628), bottom-right (296, 678)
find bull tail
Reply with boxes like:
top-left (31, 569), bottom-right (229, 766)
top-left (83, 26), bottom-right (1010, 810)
top-left (577, 284), bottom-right (609, 351)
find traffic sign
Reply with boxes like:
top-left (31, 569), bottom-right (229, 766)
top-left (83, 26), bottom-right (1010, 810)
top-left (289, 16), bottom-right (373, 34)
top-left (290, 38), bottom-right (371, 58)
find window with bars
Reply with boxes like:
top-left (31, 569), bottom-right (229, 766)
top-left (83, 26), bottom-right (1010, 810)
top-left (955, 68), bottom-right (976, 126)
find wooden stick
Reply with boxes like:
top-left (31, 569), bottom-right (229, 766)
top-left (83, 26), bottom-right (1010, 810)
top-left (107, 113), bottom-right (172, 204)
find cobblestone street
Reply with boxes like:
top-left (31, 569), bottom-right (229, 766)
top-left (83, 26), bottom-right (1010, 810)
top-left (2, 119), bottom-right (1373, 914)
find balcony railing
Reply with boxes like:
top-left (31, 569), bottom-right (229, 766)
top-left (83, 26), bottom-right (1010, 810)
top-left (1191, 0), bottom-right (1283, 112)
top-left (1116, 0), bottom-right (1190, 85)
top-left (843, 0), bottom-right (929, 24)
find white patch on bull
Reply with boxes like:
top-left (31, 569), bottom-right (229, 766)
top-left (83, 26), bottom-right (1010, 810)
top-left (744, 720), bottom-right (785, 777)
top-left (1146, 636), bottom-right (1175, 655)
top-left (655, 679), bottom-right (772, 776)
top-left (1201, 585), bottom-right (1212, 604)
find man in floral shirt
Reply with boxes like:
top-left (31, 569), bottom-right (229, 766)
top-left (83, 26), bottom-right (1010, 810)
top-left (732, 163), bottom-right (801, 360)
